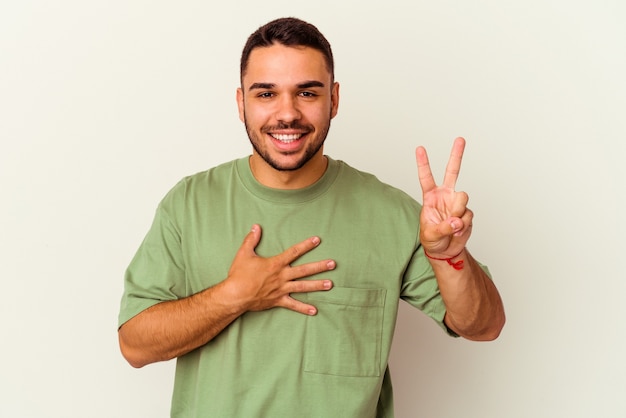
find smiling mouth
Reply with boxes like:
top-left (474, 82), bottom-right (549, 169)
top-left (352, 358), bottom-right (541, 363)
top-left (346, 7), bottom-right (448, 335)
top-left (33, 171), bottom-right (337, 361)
top-left (270, 133), bottom-right (303, 143)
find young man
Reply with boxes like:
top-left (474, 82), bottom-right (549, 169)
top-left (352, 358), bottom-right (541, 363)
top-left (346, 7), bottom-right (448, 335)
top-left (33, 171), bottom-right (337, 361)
top-left (118, 17), bottom-right (505, 418)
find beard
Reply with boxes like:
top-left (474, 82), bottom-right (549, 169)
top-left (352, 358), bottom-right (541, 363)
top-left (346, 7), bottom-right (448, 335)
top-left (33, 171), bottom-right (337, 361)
top-left (244, 117), bottom-right (331, 172)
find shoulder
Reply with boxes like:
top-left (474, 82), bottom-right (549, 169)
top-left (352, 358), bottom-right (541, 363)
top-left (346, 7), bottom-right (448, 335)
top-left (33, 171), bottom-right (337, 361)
top-left (332, 158), bottom-right (421, 211)
top-left (158, 158), bottom-right (242, 210)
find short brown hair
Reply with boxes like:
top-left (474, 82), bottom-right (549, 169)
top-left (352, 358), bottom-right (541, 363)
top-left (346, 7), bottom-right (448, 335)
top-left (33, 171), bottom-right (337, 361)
top-left (240, 17), bottom-right (334, 83)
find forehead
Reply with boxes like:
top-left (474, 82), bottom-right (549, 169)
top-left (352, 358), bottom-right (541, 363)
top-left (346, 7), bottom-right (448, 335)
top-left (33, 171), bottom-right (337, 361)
top-left (243, 44), bottom-right (331, 87)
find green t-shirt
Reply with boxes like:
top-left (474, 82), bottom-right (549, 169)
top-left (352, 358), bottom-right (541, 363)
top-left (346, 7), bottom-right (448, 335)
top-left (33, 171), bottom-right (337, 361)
top-left (119, 156), bottom-right (454, 418)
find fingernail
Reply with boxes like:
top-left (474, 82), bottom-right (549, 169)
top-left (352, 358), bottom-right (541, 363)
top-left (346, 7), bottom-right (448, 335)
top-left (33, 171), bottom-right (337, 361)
top-left (308, 308), bottom-right (317, 315)
top-left (327, 260), bottom-right (336, 270)
top-left (323, 280), bottom-right (333, 289)
top-left (311, 236), bottom-right (321, 245)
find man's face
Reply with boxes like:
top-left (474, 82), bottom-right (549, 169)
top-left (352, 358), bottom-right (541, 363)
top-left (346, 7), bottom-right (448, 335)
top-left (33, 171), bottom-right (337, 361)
top-left (237, 44), bottom-right (339, 172)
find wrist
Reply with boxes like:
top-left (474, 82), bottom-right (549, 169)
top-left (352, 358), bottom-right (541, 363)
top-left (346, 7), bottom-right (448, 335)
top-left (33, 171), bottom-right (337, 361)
top-left (212, 279), bottom-right (250, 316)
top-left (424, 248), bottom-right (466, 270)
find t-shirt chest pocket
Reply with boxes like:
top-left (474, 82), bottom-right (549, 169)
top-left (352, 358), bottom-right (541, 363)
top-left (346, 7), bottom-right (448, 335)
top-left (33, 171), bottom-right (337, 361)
top-left (302, 286), bottom-right (386, 377)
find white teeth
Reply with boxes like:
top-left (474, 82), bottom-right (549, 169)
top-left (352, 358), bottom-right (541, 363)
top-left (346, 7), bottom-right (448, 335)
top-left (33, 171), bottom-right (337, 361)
top-left (271, 134), bottom-right (302, 143)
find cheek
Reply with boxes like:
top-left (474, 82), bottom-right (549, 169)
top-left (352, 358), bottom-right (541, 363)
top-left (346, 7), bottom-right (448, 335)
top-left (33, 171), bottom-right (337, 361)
top-left (243, 104), bottom-right (270, 125)
top-left (311, 107), bottom-right (333, 124)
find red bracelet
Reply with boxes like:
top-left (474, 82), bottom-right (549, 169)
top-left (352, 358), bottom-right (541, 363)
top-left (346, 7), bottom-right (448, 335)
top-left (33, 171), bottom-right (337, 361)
top-left (424, 248), bottom-right (465, 270)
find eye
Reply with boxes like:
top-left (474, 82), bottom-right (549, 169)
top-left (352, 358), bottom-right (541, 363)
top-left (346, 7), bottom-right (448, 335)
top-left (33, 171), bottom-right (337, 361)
top-left (257, 92), bottom-right (274, 99)
top-left (299, 91), bottom-right (318, 98)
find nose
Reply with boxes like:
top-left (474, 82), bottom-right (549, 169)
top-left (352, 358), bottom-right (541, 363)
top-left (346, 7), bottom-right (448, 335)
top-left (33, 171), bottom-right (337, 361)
top-left (275, 95), bottom-right (301, 123)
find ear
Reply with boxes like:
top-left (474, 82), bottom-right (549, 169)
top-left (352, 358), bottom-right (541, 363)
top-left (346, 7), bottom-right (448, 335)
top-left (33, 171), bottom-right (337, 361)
top-left (236, 88), bottom-right (245, 122)
top-left (330, 82), bottom-right (340, 119)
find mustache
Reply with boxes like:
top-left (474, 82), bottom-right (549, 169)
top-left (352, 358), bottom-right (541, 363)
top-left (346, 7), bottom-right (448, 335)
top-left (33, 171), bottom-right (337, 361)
top-left (261, 122), bottom-right (313, 133)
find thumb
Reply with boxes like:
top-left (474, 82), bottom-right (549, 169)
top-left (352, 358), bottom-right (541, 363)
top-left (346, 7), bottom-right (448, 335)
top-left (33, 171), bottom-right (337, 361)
top-left (240, 224), bottom-right (262, 255)
top-left (421, 217), bottom-right (461, 244)
top-left (444, 217), bottom-right (464, 236)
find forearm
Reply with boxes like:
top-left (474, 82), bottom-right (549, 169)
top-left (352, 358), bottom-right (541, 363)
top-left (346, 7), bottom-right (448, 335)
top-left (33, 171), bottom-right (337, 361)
top-left (118, 280), bottom-right (244, 368)
top-left (431, 249), bottom-right (505, 341)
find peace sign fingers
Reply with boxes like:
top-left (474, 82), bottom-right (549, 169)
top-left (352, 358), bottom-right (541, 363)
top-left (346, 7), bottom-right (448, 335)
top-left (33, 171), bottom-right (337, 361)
top-left (416, 137), bottom-right (466, 194)
top-left (416, 146), bottom-right (436, 193)
top-left (442, 137), bottom-right (466, 189)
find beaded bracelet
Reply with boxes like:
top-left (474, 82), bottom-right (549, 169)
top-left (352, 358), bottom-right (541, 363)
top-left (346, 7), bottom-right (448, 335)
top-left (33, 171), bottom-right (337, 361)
top-left (424, 248), bottom-right (465, 270)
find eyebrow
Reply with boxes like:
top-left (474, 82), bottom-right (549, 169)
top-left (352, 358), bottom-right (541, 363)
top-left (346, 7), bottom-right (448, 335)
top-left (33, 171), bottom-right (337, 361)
top-left (248, 80), bottom-right (326, 91)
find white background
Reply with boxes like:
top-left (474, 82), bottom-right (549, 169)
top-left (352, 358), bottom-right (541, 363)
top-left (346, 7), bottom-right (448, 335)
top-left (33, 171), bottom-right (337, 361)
top-left (1, 1), bottom-right (625, 417)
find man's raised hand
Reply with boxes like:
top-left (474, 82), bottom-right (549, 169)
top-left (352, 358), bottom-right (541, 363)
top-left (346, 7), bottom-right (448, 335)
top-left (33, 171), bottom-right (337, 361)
top-left (415, 137), bottom-right (474, 258)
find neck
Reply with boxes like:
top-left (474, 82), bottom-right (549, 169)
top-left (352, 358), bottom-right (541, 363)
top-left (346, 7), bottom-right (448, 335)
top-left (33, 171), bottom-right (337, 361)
top-left (249, 153), bottom-right (328, 190)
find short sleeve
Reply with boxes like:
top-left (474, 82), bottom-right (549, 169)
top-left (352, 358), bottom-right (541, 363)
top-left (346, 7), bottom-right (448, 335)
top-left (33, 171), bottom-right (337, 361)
top-left (118, 192), bottom-right (187, 327)
top-left (400, 246), bottom-right (458, 337)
